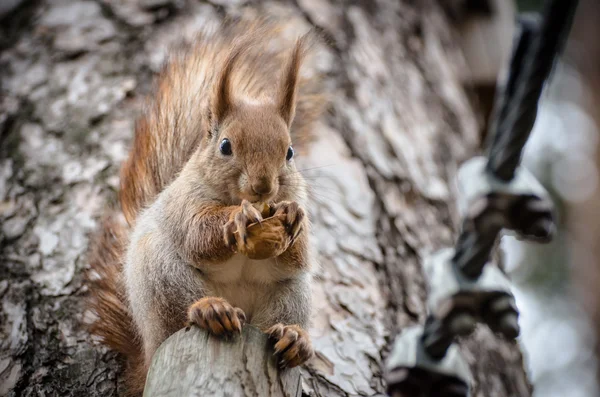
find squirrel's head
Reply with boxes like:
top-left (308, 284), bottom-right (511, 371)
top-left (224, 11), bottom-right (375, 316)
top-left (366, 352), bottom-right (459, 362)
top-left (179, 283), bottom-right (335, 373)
top-left (198, 35), bottom-right (310, 205)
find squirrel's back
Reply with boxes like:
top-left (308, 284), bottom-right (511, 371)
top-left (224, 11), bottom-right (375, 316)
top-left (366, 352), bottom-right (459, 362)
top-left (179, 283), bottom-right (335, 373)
top-left (86, 17), bottom-right (325, 396)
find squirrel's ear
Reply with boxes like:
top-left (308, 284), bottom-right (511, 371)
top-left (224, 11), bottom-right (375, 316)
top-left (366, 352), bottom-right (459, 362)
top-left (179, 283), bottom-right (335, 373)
top-left (211, 46), bottom-right (244, 125)
top-left (278, 34), bottom-right (311, 128)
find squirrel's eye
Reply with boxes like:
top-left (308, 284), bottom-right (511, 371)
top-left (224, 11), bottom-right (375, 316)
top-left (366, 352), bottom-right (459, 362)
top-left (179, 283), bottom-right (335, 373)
top-left (286, 146), bottom-right (294, 161)
top-left (220, 138), bottom-right (232, 156)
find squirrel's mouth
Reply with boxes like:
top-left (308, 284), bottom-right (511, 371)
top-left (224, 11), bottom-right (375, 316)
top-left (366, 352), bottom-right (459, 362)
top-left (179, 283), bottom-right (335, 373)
top-left (237, 190), bottom-right (278, 205)
top-left (237, 194), bottom-right (260, 204)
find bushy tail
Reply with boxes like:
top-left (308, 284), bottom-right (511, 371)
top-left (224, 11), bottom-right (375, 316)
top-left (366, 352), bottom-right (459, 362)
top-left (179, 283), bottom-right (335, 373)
top-left (85, 214), bottom-right (146, 396)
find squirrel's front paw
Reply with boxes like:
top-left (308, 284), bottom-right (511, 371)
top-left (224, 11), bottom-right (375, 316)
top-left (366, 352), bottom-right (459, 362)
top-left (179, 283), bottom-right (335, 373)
top-left (224, 200), bottom-right (264, 249)
top-left (224, 200), bottom-right (290, 260)
top-left (271, 201), bottom-right (305, 243)
top-left (187, 297), bottom-right (246, 337)
top-left (267, 324), bottom-right (314, 368)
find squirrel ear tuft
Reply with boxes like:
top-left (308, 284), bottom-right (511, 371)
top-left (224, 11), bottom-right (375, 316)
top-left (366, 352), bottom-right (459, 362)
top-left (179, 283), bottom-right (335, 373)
top-left (278, 34), bottom-right (312, 128)
top-left (211, 45), bottom-right (245, 124)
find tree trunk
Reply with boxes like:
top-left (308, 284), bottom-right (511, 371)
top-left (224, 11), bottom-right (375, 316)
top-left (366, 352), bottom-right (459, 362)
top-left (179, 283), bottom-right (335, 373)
top-left (0, 1), bottom-right (530, 396)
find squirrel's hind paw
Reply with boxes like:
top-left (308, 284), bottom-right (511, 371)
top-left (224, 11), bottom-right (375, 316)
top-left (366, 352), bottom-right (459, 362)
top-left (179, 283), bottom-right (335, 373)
top-left (267, 323), bottom-right (314, 368)
top-left (187, 297), bottom-right (246, 337)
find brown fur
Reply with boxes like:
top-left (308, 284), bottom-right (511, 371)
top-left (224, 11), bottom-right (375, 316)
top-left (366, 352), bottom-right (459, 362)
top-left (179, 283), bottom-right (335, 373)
top-left (86, 16), bottom-right (326, 396)
top-left (85, 215), bottom-right (146, 396)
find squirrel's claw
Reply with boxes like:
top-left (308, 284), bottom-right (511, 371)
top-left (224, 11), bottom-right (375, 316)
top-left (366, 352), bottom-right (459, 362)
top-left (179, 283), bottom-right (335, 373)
top-left (267, 323), bottom-right (313, 369)
top-left (272, 201), bottom-right (305, 241)
top-left (234, 211), bottom-right (249, 245)
top-left (224, 220), bottom-right (238, 249)
top-left (224, 200), bottom-right (267, 250)
top-left (241, 199), bottom-right (263, 224)
top-left (187, 297), bottom-right (246, 337)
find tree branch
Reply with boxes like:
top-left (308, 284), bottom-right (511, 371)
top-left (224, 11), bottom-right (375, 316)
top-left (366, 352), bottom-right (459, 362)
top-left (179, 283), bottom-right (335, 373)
top-left (144, 325), bottom-right (301, 397)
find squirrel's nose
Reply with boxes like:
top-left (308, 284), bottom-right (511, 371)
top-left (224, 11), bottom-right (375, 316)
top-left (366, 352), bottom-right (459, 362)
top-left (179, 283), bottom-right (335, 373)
top-left (251, 178), bottom-right (274, 196)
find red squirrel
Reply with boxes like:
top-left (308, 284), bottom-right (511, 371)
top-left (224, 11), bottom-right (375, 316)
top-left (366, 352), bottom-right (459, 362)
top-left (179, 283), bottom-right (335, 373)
top-left (86, 17), bottom-right (326, 396)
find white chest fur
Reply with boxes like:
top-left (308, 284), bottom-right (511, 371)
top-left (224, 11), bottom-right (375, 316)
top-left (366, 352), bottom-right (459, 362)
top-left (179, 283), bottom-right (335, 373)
top-left (203, 254), bottom-right (282, 318)
top-left (206, 254), bottom-right (281, 284)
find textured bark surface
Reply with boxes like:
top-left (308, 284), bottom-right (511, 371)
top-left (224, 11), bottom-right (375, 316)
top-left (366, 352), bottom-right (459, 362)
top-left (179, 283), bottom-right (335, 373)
top-left (0, 1), bottom-right (530, 396)
top-left (144, 326), bottom-right (301, 397)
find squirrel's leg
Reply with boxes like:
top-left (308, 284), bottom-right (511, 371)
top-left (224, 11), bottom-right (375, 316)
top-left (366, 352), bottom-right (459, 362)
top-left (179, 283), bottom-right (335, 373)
top-left (252, 272), bottom-right (314, 368)
top-left (255, 201), bottom-right (313, 368)
top-left (166, 199), bottom-right (268, 338)
top-left (128, 197), bottom-right (256, 366)
top-left (125, 244), bottom-right (205, 367)
top-left (250, 225), bottom-right (314, 368)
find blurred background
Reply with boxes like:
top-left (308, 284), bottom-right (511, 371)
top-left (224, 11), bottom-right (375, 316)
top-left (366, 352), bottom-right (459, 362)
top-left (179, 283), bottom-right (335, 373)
top-left (463, 0), bottom-right (600, 396)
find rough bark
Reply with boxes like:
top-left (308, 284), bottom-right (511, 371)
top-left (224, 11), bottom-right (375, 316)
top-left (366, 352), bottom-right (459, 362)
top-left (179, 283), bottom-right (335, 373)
top-left (144, 326), bottom-right (301, 397)
top-left (0, 1), bottom-right (529, 396)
